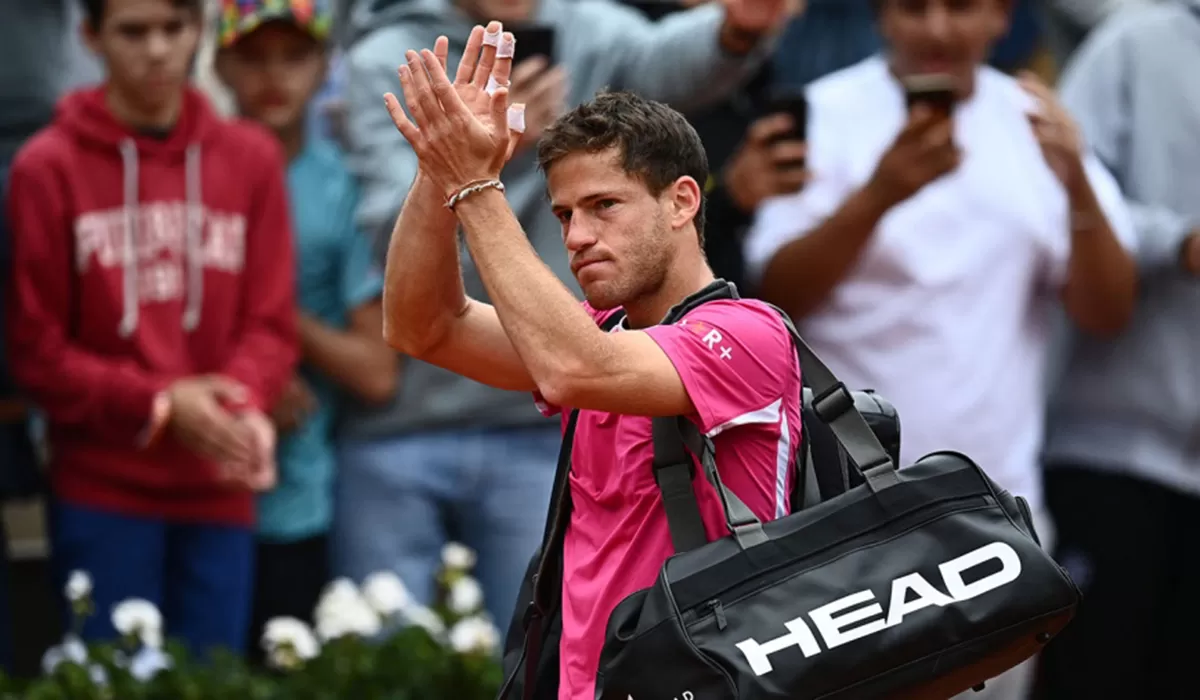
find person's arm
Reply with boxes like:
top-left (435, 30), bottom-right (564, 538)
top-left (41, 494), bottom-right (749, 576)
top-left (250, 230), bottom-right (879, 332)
top-left (297, 202), bottom-right (397, 405)
top-left (219, 137), bottom-right (299, 412)
top-left (593, 0), bottom-right (783, 113)
top-left (754, 184), bottom-right (890, 318)
top-left (380, 169), bottom-right (537, 392)
top-left (453, 187), bottom-right (702, 415)
top-left (1026, 58), bottom-right (1137, 336)
top-left (1057, 16), bottom-right (1198, 275)
top-left (1057, 159), bottom-right (1137, 336)
top-left (3, 146), bottom-right (173, 444)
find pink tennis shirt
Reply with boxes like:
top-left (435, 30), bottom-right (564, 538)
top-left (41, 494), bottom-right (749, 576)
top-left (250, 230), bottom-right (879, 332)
top-left (533, 298), bottom-right (803, 700)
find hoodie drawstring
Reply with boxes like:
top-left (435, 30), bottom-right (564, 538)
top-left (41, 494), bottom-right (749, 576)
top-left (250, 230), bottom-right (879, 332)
top-left (118, 140), bottom-right (139, 339)
top-left (115, 139), bottom-right (204, 338)
top-left (182, 144), bottom-right (203, 332)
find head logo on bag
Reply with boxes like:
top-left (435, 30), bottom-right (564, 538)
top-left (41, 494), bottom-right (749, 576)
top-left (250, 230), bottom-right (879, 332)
top-left (735, 542), bottom-right (1023, 676)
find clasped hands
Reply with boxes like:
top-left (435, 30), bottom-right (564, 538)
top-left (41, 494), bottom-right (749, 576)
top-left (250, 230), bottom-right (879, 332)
top-left (385, 21), bottom-right (527, 203)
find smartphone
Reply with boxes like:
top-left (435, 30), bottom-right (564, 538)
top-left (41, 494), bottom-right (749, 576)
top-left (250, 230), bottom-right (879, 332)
top-left (765, 91), bottom-right (808, 143)
top-left (903, 73), bottom-right (957, 118)
top-left (509, 26), bottom-right (556, 65)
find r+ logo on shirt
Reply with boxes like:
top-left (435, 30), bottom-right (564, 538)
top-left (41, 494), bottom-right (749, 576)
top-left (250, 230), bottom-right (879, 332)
top-left (680, 319), bottom-right (733, 360)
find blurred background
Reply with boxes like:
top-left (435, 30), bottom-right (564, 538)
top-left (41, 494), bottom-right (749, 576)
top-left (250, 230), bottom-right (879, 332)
top-left (2, 0), bottom-right (1196, 697)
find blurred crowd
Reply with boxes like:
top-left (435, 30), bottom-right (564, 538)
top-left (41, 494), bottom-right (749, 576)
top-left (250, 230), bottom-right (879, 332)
top-left (0, 0), bottom-right (1197, 697)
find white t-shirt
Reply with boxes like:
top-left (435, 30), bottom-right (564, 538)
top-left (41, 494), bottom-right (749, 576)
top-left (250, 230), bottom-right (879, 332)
top-left (744, 56), bottom-right (1136, 510)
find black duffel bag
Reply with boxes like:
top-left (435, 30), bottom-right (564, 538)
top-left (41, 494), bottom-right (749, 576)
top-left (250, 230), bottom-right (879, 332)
top-left (593, 317), bottom-right (1081, 699)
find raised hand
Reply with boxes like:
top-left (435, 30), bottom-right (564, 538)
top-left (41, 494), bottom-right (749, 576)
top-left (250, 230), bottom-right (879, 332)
top-left (384, 22), bottom-right (525, 199)
top-left (1020, 72), bottom-right (1086, 193)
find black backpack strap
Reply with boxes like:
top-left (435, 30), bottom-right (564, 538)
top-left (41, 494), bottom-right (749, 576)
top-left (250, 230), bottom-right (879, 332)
top-left (651, 417), bottom-right (708, 552)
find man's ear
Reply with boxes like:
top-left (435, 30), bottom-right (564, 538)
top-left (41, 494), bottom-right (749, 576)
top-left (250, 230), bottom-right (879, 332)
top-left (667, 175), bottom-right (703, 232)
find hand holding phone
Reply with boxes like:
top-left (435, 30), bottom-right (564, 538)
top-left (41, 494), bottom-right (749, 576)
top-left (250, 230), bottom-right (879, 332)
top-left (723, 113), bottom-right (810, 212)
top-left (764, 90), bottom-right (808, 145)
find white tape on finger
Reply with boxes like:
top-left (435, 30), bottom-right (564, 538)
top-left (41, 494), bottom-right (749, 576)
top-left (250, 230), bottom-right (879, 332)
top-left (497, 34), bottom-right (515, 59)
top-left (486, 75), bottom-right (507, 96)
top-left (483, 27), bottom-right (502, 47)
top-left (508, 104), bottom-right (526, 133)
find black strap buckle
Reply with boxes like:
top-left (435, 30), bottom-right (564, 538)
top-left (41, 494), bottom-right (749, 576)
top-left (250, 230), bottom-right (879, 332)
top-left (812, 382), bottom-right (854, 423)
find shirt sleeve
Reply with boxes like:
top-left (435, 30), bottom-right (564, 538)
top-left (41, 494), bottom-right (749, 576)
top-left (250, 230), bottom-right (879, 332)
top-left (642, 301), bottom-right (796, 436)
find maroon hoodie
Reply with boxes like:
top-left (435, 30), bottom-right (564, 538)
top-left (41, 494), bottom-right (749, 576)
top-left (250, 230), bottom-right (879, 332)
top-left (4, 86), bottom-right (298, 526)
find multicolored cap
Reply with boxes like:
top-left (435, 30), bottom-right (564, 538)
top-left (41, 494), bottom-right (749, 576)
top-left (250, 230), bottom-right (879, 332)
top-left (218, 0), bottom-right (333, 48)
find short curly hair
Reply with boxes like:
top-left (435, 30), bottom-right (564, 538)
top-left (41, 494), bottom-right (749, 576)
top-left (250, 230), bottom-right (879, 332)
top-left (536, 90), bottom-right (710, 245)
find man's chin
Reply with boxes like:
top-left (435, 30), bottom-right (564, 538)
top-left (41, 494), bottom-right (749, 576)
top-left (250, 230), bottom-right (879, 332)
top-left (582, 285), bottom-right (622, 311)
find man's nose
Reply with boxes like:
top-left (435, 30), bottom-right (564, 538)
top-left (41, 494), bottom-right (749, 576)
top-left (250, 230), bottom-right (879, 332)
top-left (924, 6), bottom-right (952, 41)
top-left (563, 217), bottom-right (597, 252)
top-left (146, 31), bottom-right (171, 61)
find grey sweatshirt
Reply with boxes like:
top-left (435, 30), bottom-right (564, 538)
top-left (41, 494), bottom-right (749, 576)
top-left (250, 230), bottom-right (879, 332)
top-left (340, 0), bottom-right (770, 440)
top-left (0, 0), bottom-right (102, 163)
top-left (1045, 0), bottom-right (1200, 496)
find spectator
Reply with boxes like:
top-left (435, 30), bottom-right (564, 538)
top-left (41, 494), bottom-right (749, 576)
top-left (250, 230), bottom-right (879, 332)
top-left (332, 0), bottom-right (791, 627)
top-left (214, 0), bottom-right (397, 658)
top-left (743, 0), bottom-right (1137, 695)
top-left (4, 0), bottom-right (297, 657)
top-left (1038, 1), bottom-right (1200, 696)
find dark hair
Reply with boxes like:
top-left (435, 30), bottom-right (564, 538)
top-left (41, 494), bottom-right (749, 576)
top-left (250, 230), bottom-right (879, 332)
top-left (80, 0), bottom-right (203, 30)
top-left (537, 91), bottom-right (709, 244)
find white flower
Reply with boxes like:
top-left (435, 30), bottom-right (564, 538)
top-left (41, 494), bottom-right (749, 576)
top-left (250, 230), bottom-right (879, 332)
top-left (41, 633), bottom-right (90, 676)
top-left (361, 571), bottom-right (412, 617)
top-left (111, 598), bottom-right (164, 649)
top-left (448, 576), bottom-right (485, 615)
top-left (314, 577), bottom-right (360, 620)
top-left (129, 645), bottom-right (172, 681)
top-left (448, 616), bottom-right (500, 655)
top-left (314, 584), bottom-right (382, 642)
top-left (65, 571), bottom-right (92, 602)
top-left (88, 663), bottom-right (108, 686)
top-left (261, 617), bottom-right (320, 669)
top-left (402, 604), bottom-right (447, 638)
top-left (62, 635), bottom-right (88, 664)
top-left (441, 542), bottom-right (477, 572)
top-left (41, 646), bottom-right (65, 675)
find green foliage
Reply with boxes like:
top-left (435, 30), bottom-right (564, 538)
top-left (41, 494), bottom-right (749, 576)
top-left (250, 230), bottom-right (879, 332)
top-left (1, 629), bottom-right (503, 700)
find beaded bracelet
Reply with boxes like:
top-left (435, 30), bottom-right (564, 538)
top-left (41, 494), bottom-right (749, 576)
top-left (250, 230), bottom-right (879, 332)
top-left (446, 179), bottom-right (506, 210)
